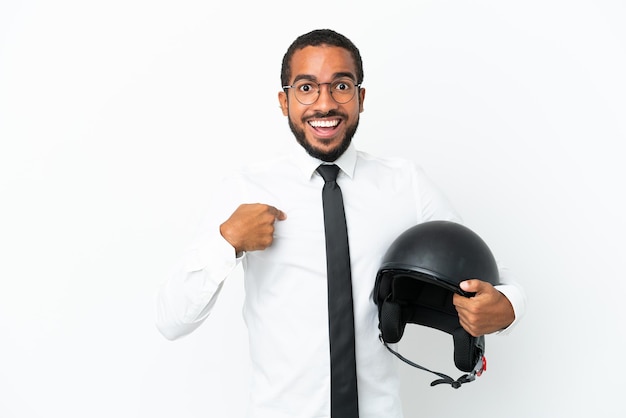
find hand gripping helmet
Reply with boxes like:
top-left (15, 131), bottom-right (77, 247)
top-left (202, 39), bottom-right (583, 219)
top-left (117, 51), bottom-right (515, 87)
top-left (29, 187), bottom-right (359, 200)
top-left (374, 220), bottom-right (500, 388)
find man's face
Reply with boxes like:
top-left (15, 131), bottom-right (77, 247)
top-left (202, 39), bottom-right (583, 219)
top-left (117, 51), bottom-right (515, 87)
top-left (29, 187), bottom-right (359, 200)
top-left (278, 45), bottom-right (366, 162)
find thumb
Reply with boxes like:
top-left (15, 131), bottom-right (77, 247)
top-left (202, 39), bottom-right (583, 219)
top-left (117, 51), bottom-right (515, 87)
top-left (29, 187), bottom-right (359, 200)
top-left (459, 279), bottom-right (485, 293)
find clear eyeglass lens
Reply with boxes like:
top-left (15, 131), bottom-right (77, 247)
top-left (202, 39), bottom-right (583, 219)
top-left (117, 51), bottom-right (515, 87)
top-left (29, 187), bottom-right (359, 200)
top-left (293, 79), bottom-right (357, 104)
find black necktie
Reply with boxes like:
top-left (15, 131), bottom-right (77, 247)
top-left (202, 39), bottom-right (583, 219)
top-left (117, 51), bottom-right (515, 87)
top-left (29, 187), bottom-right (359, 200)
top-left (317, 164), bottom-right (359, 418)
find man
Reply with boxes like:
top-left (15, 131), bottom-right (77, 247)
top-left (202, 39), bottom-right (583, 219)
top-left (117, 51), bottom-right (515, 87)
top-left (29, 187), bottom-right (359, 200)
top-left (156, 29), bottom-right (525, 418)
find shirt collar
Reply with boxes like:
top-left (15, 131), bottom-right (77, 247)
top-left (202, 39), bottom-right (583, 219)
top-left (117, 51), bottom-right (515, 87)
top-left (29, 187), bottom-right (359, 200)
top-left (290, 141), bottom-right (357, 181)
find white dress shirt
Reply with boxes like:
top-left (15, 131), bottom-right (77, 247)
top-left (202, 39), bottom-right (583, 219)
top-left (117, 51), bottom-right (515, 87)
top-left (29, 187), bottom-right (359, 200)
top-left (156, 142), bottom-right (526, 418)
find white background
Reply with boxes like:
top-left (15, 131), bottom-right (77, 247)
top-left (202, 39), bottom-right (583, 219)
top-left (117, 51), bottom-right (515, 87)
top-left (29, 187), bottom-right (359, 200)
top-left (1, 1), bottom-right (625, 417)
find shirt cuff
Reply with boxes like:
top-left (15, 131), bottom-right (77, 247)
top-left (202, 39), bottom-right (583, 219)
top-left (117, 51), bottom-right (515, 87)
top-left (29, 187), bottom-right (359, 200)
top-left (493, 283), bottom-right (527, 335)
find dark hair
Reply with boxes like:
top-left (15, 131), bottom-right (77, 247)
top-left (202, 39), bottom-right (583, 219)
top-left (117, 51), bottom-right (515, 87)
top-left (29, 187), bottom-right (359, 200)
top-left (280, 29), bottom-right (364, 88)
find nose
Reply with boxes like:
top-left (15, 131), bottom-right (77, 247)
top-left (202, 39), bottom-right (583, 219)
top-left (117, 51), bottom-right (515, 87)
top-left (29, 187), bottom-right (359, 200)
top-left (313, 83), bottom-right (339, 111)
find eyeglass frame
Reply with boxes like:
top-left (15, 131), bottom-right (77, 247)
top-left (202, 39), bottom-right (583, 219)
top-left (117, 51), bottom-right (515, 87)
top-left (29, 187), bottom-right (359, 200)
top-left (282, 77), bottom-right (362, 105)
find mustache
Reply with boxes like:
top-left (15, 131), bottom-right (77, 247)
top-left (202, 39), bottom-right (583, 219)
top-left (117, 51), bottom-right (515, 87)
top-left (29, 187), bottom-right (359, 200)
top-left (305, 110), bottom-right (345, 120)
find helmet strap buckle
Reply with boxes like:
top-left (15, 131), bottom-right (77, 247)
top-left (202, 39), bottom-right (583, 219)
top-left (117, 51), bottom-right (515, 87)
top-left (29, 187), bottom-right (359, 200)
top-left (379, 334), bottom-right (486, 389)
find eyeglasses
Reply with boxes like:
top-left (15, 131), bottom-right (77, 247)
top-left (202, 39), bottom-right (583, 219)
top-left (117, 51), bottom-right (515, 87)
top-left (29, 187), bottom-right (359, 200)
top-left (282, 78), bottom-right (361, 105)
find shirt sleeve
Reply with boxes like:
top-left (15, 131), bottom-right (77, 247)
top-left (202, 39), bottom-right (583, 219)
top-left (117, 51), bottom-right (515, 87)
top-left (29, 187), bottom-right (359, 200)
top-left (412, 164), bottom-right (463, 224)
top-left (493, 265), bottom-right (527, 335)
top-left (155, 174), bottom-right (243, 341)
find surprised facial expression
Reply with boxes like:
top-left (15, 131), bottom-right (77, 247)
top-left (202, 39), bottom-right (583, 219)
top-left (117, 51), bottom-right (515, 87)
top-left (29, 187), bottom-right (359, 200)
top-left (278, 45), bottom-right (366, 162)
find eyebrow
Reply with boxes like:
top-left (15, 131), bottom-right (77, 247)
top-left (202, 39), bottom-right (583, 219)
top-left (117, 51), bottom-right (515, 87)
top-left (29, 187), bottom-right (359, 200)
top-left (292, 72), bottom-right (357, 84)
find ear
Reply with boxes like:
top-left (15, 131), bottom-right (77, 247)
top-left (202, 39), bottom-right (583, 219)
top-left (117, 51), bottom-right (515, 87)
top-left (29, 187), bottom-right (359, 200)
top-left (358, 87), bottom-right (366, 113)
top-left (278, 91), bottom-right (289, 116)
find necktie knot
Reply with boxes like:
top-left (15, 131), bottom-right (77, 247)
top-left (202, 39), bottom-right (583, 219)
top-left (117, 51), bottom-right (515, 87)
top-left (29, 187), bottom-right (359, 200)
top-left (317, 164), bottom-right (340, 183)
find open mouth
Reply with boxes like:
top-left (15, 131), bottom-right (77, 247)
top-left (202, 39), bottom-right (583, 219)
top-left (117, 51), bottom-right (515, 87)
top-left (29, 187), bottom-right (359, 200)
top-left (308, 119), bottom-right (340, 128)
top-left (308, 118), bottom-right (342, 136)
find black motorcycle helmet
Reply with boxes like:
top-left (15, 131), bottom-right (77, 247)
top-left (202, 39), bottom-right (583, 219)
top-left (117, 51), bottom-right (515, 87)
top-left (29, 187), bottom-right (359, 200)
top-left (374, 220), bottom-right (500, 387)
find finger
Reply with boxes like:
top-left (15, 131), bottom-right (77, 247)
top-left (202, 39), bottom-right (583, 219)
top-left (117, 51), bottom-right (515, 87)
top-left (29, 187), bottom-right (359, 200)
top-left (452, 293), bottom-right (470, 310)
top-left (454, 292), bottom-right (477, 311)
top-left (268, 205), bottom-right (287, 221)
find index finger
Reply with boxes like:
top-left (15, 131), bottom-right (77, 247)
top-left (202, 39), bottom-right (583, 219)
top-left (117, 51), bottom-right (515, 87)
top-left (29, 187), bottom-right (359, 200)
top-left (268, 205), bottom-right (287, 221)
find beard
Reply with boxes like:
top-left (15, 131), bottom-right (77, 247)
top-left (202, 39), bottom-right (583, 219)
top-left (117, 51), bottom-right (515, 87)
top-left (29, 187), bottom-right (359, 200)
top-left (288, 111), bottom-right (360, 162)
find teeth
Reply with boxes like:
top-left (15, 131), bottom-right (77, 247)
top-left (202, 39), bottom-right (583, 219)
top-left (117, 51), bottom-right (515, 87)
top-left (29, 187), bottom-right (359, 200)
top-left (309, 119), bottom-right (339, 128)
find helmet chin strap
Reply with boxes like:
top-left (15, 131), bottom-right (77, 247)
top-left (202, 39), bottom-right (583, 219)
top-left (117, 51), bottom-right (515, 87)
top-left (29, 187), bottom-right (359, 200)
top-left (379, 334), bottom-right (486, 389)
